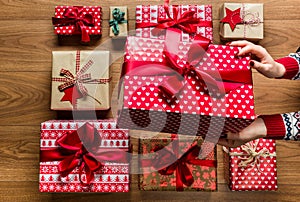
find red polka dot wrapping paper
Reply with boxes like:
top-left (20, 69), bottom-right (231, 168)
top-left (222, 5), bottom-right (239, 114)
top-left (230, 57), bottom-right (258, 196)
top-left (138, 135), bottom-right (217, 191)
top-left (39, 120), bottom-right (130, 193)
top-left (53, 6), bottom-right (102, 37)
top-left (224, 139), bottom-right (277, 191)
top-left (117, 36), bottom-right (256, 137)
top-left (135, 5), bottom-right (213, 41)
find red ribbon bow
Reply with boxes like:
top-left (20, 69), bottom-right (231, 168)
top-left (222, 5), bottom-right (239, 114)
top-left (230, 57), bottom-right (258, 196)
top-left (52, 6), bottom-right (95, 42)
top-left (136, 2), bottom-right (212, 36)
top-left (122, 29), bottom-right (251, 100)
top-left (40, 123), bottom-right (128, 185)
top-left (141, 136), bottom-right (216, 191)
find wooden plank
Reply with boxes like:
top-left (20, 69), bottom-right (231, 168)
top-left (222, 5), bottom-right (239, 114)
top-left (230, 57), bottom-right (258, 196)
top-left (0, 182), bottom-right (299, 202)
top-left (0, 0), bottom-right (299, 21)
top-left (0, 19), bottom-right (299, 72)
top-left (0, 70), bottom-right (299, 125)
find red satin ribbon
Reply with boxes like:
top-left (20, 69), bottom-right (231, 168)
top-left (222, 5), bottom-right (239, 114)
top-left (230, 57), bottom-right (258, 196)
top-left (122, 29), bottom-right (251, 100)
top-left (40, 123), bottom-right (128, 185)
top-left (136, 3), bottom-right (212, 36)
top-left (52, 6), bottom-right (95, 42)
top-left (140, 137), bottom-right (216, 191)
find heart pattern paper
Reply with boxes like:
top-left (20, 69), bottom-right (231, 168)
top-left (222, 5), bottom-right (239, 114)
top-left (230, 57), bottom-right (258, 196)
top-left (117, 36), bottom-right (256, 136)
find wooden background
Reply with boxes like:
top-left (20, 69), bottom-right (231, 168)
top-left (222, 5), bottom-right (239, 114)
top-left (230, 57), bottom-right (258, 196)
top-left (0, 0), bottom-right (299, 201)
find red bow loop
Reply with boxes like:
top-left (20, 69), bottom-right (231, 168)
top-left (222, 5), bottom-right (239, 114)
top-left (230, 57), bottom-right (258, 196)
top-left (146, 138), bottom-right (216, 191)
top-left (52, 7), bottom-right (95, 42)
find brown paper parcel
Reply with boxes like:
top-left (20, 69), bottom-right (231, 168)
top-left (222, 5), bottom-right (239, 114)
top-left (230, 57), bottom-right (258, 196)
top-left (109, 6), bottom-right (128, 37)
top-left (51, 50), bottom-right (111, 110)
top-left (220, 3), bottom-right (263, 40)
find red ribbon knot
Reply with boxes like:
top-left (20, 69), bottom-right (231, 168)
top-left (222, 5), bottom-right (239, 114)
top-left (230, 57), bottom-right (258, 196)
top-left (136, 3), bottom-right (212, 36)
top-left (141, 136), bottom-right (216, 191)
top-left (40, 123), bottom-right (129, 185)
top-left (52, 6), bottom-right (95, 42)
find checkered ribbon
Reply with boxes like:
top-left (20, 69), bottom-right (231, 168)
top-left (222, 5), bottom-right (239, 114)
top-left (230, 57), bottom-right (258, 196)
top-left (52, 51), bottom-right (111, 97)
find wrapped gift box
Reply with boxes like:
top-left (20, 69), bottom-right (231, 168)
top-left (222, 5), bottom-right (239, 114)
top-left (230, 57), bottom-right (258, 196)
top-left (52, 6), bottom-right (102, 42)
top-left (136, 4), bottom-right (213, 41)
top-left (220, 3), bottom-right (264, 40)
top-left (109, 6), bottom-right (128, 37)
top-left (139, 134), bottom-right (217, 191)
top-left (39, 120), bottom-right (130, 192)
top-left (51, 50), bottom-right (111, 111)
top-left (223, 139), bottom-right (277, 191)
top-left (117, 31), bottom-right (256, 137)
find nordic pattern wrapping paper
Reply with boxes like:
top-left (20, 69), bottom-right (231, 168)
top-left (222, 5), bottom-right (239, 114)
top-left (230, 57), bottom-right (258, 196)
top-left (39, 120), bottom-right (130, 192)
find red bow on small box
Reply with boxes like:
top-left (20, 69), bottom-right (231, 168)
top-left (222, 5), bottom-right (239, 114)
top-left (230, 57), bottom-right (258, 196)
top-left (140, 136), bottom-right (216, 191)
top-left (136, 1), bottom-right (212, 36)
top-left (52, 6), bottom-right (95, 42)
top-left (40, 123), bottom-right (128, 185)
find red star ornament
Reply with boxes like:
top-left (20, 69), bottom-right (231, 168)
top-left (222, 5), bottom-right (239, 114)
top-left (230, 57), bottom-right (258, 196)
top-left (220, 7), bottom-right (243, 31)
top-left (60, 86), bottom-right (84, 106)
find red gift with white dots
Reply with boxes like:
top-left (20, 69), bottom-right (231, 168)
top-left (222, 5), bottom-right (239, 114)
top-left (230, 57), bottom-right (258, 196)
top-left (52, 6), bottom-right (102, 42)
top-left (117, 35), bottom-right (256, 137)
top-left (224, 139), bottom-right (277, 191)
top-left (39, 120), bottom-right (130, 192)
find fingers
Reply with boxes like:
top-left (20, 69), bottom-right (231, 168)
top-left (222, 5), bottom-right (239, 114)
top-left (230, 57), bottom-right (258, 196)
top-left (228, 40), bottom-right (267, 59)
top-left (228, 40), bottom-right (252, 47)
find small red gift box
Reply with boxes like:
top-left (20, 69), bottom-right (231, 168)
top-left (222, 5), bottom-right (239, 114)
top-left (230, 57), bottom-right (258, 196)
top-left (52, 6), bottom-right (102, 42)
top-left (223, 139), bottom-right (277, 191)
top-left (135, 4), bottom-right (213, 41)
top-left (117, 29), bottom-right (256, 137)
top-left (139, 134), bottom-right (217, 191)
top-left (39, 120), bottom-right (130, 192)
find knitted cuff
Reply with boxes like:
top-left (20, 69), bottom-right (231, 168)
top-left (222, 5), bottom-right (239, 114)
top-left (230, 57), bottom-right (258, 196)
top-left (275, 56), bottom-right (299, 79)
top-left (260, 114), bottom-right (286, 139)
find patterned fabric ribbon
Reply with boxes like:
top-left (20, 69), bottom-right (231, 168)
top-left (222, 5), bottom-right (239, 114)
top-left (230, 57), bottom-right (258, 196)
top-left (223, 139), bottom-right (276, 173)
top-left (140, 135), bottom-right (216, 191)
top-left (122, 28), bottom-right (251, 100)
top-left (52, 6), bottom-right (95, 42)
top-left (52, 51), bottom-right (111, 108)
top-left (109, 8), bottom-right (127, 36)
top-left (136, 0), bottom-right (212, 36)
top-left (40, 123), bottom-right (129, 185)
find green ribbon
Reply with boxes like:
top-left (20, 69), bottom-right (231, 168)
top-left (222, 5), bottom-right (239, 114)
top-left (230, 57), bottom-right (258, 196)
top-left (109, 8), bottom-right (127, 36)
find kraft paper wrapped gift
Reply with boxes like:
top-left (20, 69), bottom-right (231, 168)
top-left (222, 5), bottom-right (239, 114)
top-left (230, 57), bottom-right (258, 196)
top-left (52, 6), bottom-right (102, 43)
top-left (220, 3), bottom-right (264, 40)
top-left (117, 30), bottom-right (256, 137)
top-left (135, 4), bottom-right (213, 41)
top-left (139, 134), bottom-right (217, 191)
top-left (51, 50), bottom-right (111, 111)
top-left (109, 6), bottom-right (128, 37)
top-left (223, 139), bottom-right (277, 191)
top-left (39, 120), bottom-right (130, 192)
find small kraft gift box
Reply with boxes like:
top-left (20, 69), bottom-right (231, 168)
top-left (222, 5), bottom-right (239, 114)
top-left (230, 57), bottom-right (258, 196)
top-left (52, 6), bottom-right (102, 43)
top-left (223, 138), bottom-right (277, 191)
top-left (39, 120), bottom-right (130, 192)
top-left (139, 134), bottom-right (217, 191)
top-left (117, 29), bottom-right (256, 137)
top-left (51, 50), bottom-right (111, 111)
top-left (220, 3), bottom-right (264, 40)
top-left (109, 6), bottom-right (128, 37)
top-left (135, 1), bottom-right (213, 41)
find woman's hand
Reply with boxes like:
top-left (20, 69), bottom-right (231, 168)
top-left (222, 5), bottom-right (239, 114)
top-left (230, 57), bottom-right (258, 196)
top-left (229, 40), bottom-right (286, 78)
top-left (218, 118), bottom-right (267, 148)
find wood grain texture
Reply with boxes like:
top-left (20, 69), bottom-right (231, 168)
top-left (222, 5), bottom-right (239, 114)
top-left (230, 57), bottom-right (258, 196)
top-left (0, 0), bottom-right (299, 201)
